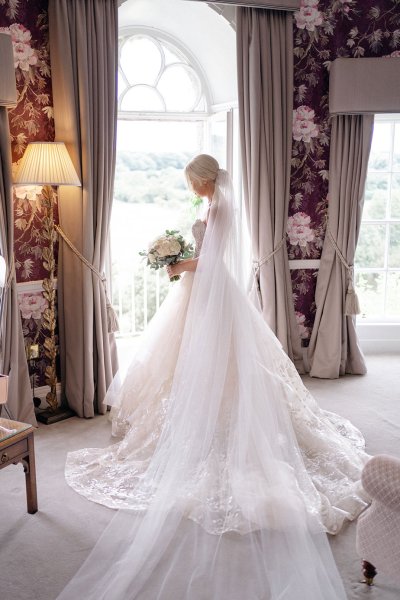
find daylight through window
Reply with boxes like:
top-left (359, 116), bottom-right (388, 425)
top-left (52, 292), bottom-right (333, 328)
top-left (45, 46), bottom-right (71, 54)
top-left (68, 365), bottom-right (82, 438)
top-left (111, 31), bottom-right (210, 343)
top-left (355, 115), bottom-right (400, 321)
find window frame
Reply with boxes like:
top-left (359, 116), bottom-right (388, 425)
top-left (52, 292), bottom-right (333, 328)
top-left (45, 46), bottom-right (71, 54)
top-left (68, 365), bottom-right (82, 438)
top-left (355, 113), bottom-right (400, 324)
top-left (118, 26), bottom-right (212, 122)
top-left (356, 113), bottom-right (400, 353)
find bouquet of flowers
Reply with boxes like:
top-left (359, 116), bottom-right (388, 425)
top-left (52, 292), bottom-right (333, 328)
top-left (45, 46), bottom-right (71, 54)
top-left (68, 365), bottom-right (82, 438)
top-left (140, 230), bottom-right (194, 281)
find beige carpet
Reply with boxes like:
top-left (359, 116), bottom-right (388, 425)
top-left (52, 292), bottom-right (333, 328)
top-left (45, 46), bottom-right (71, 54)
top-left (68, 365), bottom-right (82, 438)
top-left (0, 354), bottom-right (399, 600)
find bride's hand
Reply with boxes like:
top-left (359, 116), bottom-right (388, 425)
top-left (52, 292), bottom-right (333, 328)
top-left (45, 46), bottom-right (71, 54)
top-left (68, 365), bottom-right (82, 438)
top-left (166, 263), bottom-right (182, 278)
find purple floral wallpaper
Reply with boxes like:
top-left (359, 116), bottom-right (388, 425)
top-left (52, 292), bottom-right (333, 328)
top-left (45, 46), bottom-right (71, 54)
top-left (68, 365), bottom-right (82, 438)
top-left (0, 0), bottom-right (57, 283)
top-left (0, 0), bottom-right (57, 388)
top-left (289, 0), bottom-right (400, 343)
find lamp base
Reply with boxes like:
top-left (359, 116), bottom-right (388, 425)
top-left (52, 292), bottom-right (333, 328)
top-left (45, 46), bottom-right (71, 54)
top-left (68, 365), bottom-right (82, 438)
top-left (36, 406), bottom-right (75, 425)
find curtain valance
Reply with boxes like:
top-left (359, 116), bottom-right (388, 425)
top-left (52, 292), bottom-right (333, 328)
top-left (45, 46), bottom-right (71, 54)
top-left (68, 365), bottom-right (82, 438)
top-left (330, 57), bottom-right (400, 115)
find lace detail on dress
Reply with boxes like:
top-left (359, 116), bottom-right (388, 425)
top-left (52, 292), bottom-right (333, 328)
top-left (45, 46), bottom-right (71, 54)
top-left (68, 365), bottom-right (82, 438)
top-left (192, 219), bottom-right (207, 258)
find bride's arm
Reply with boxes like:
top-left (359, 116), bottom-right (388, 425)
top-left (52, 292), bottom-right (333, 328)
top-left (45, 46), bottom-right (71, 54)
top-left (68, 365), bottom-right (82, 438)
top-left (166, 257), bottom-right (198, 278)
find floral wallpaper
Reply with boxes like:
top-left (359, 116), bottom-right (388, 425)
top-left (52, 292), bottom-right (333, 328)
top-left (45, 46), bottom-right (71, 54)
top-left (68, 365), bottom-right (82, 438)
top-left (288, 0), bottom-right (400, 343)
top-left (0, 0), bottom-right (57, 389)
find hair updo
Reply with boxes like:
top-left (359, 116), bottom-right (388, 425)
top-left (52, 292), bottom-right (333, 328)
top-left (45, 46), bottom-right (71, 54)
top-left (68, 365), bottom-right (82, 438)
top-left (184, 154), bottom-right (219, 190)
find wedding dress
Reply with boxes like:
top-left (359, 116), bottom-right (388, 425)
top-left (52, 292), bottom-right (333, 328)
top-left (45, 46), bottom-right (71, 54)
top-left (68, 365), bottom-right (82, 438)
top-left (60, 170), bottom-right (368, 600)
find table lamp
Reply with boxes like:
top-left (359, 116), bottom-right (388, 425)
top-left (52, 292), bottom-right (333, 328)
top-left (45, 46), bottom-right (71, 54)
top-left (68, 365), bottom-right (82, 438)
top-left (14, 142), bottom-right (81, 423)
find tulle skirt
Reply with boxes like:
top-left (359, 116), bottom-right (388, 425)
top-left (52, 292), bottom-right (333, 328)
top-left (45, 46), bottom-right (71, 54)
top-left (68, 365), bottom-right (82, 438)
top-left (66, 272), bottom-right (369, 536)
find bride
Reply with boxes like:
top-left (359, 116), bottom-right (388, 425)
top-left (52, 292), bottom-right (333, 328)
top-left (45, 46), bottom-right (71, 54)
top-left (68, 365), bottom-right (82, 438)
top-left (59, 154), bottom-right (368, 600)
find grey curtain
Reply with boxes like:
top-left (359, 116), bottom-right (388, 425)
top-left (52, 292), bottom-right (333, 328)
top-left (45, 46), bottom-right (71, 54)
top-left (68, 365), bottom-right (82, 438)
top-left (0, 109), bottom-right (36, 425)
top-left (308, 115), bottom-right (374, 378)
top-left (237, 7), bottom-right (303, 370)
top-left (49, 0), bottom-right (118, 417)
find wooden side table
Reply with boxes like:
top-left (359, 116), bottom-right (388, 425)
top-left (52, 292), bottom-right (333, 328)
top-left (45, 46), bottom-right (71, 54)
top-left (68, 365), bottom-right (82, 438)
top-left (0, 417), bottom-right (38, 514)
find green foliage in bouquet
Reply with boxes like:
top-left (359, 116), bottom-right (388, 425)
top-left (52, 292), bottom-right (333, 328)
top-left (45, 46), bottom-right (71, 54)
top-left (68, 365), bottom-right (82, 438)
top-left (139, 230), bottom-right (194, 281)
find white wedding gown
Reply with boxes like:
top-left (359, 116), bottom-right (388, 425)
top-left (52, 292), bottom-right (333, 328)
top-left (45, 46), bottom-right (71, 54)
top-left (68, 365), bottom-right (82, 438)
top-left (60, 171), bottom-right (368, 600)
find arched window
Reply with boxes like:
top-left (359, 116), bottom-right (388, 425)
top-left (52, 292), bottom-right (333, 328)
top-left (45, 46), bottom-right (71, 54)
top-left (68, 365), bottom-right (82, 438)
top-left (110, 7), bottom-right (237, 350)
top-left (118, 30), bottom-right (209, 116)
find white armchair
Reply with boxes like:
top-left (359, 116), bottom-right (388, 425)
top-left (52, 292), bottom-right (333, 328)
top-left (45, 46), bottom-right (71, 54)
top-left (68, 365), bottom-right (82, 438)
top-left (356, 454), bottom-right (400, 586)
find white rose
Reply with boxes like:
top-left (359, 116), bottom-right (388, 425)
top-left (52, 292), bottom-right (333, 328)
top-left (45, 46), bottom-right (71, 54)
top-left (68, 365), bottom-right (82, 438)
top-left (18, 293), bottom-right (48, 320)
top-left (13, 41), bottom-right (38, 71)
top-left (295, 312), bottom-right (309, 339)
top-left (152, 236), bottom-right (181, 257)
top-left (295, 4), bottom-right (323, 32)
top-left (14, 185), bottom-right (42, 201)
top-left (9, 23), bottom-right (32, 44)
top-left (287, 212), bottom-right (315, 247)
top-left (292, 106), bottom-right (319, 143)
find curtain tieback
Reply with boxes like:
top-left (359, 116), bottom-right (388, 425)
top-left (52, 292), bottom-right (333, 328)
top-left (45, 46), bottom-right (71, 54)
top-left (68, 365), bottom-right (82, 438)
top-left (326, 226), bottom-right (360, 316)
top-left (55, 225), bottom-right (119, 333)
top-left (5, 255), bottom-right (15, 290)
top-left (252, 237), bottom-right (286, 310)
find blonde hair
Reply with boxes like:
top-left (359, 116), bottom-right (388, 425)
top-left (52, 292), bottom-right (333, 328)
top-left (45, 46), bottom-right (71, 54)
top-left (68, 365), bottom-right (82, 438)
top-left (185, 154), bottom-right (219, 190)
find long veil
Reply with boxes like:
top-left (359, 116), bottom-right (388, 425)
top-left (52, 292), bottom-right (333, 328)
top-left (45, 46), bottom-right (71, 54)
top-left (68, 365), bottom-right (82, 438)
top-left (57, 170), bottom-right (346, 599)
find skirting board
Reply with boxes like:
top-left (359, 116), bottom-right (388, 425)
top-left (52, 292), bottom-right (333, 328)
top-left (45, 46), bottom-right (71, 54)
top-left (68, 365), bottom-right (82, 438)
top-left (356, 323), bottom-right (400, 354)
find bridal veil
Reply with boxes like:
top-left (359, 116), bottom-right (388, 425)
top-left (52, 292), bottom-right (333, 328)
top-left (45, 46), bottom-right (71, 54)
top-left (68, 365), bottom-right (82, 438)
top-left (57, 168), bottom-right (347, 599)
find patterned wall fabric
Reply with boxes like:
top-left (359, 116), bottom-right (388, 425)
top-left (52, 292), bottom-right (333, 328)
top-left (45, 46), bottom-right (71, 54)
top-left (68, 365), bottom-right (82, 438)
top-left (0, 0), bottom-right (56, 282)
top-left (289, 0), bottom-right (400, 342)
top-left (0, 0), bottom-right (56, 388)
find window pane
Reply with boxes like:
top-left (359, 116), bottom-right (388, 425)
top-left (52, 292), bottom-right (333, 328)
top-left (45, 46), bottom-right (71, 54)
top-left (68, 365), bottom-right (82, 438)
top-left (112, 120), bottom-right (204, 335)
top-left (158, 65), bottom-right (201, 112)
top-left (394, 122), bottom-right (400, 172)
top-left (208, 114), bottom-right (227, 169)
top-left (355, 272), bottom-right (385, 317)
top-left (368, 121), bottom-right (391, 171)
top-left (120, 36), bottom-right (162, 85)
top-left (388, 223), bottom-right (400, 268)
top-left (163, 46), bottom-right (181, 65)
top-left (363, 173), bottom-right (389, 219)
top-left (118, 33), bottom-right (208, 115)
top-left (121, 86), bottom-right (165, 112)
top-left (355, 224), bottom-right (386, 268)
top-left (118, 71), bottom-right (127, 99)
top-left (194, 96), bottom-right (206, 112)
top-left (390, 173), bottom-right (400, 219)
top-left (386, 271), bottom-right (400, 317)
top-left (117, 120), bottom-right (203, 154)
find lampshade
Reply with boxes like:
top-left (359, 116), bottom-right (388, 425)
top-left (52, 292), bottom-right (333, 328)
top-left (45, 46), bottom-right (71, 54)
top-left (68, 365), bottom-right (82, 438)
top-left (0, 33), bottom-right (17, 108)
top-left (14, 142), bottom-right (81, 186)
